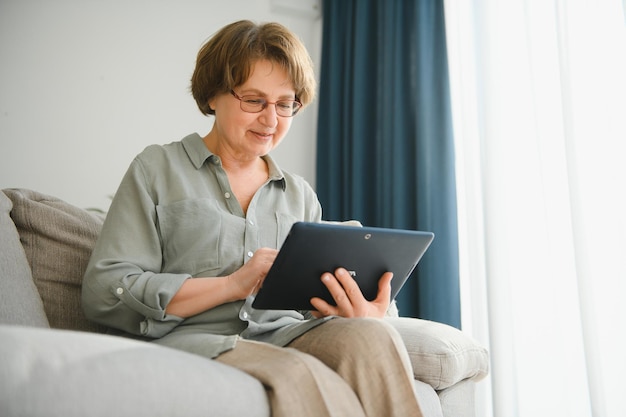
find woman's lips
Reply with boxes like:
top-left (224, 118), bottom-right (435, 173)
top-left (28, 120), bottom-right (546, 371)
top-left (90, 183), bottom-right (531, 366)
top-left (251, 130), bottom-right (274, 140)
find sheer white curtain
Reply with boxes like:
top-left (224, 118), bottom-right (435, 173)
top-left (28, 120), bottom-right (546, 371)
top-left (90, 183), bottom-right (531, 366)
top-left (444, 1), bottom-right (626, 416)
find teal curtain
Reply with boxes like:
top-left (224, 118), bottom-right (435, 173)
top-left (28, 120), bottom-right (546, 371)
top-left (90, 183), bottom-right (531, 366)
top-left (316, 0), bottom-right (460, 328)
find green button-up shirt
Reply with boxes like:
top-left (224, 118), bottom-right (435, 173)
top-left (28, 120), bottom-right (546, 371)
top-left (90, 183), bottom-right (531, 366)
top-left (82, 133), bottom-right (326, 357)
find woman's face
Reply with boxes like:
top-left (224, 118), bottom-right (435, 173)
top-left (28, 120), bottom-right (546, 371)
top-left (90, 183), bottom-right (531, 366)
top-left (209, 59), bottom-right (296, 161)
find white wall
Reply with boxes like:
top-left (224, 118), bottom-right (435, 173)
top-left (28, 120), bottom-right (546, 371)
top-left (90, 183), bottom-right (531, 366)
top-left (0, 0), bottom-right (322, 211)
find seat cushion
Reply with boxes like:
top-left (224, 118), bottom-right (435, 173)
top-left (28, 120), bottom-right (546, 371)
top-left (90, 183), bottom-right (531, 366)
top-left (0, 325), bottom-right (270, 417)
top-left (385, 317), bottom-right (489, 390)
top-left (3, 189), bottom-right (107, 333)
top-left (0, 191), bottom-right (49, 327)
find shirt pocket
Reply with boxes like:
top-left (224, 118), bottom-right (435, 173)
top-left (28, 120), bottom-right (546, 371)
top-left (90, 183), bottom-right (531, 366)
top-left (275, 212), bottom-right (300, 248)
top-left (156, 198), bottom-right (222, 275)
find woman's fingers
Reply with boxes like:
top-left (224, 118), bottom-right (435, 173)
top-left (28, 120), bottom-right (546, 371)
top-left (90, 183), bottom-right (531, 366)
top-left (230, 248), bottom-right (278, 297)
top-left (375, 271), bottom-right (393, 304)
top-left (310, 268), bottom-right (393, 318)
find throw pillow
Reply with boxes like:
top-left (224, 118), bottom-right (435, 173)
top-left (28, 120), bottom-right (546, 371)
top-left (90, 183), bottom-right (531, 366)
top-left (385, 317), bottom-right (489, 390)
top-left (4, 189), bottom-right (108, 333)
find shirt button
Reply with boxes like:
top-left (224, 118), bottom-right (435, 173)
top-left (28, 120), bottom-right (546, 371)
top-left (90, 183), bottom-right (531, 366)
top-left (224, 192), bottom-right (231, 199)
top-left (248, 220), bottom-right (254, 226)
top-left (242, 312), bottom-right (249, 320)
top-left (116, 287), bottom-right (124, 295)
top-left (247, 251), bottom-right (254, 258)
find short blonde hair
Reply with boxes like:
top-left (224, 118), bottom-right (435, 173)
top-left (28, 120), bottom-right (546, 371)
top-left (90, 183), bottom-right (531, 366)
top-left (191, 20), bottom-right (317, 116)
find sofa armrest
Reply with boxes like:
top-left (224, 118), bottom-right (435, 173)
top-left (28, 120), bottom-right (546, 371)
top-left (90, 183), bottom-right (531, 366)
top-left (385, 317), bottom-right (489, 390)
top-left (0, 325), bottom-right (269, 417)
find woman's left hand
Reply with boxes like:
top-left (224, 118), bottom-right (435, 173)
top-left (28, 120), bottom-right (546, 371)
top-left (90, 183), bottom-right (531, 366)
top-left (309, 268), bottom-right (393, 318)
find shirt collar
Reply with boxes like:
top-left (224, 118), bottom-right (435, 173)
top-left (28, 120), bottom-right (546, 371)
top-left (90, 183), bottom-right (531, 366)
top-left (182, 133), bottom-right (212, 169)
top-left (263, 153), bottom-right (287, 191)
top-left (182, 133), bottom-right (286, 191)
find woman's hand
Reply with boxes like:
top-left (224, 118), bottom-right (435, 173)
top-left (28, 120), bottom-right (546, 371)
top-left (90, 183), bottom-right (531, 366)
top-left (309, 268), bottom-right (393, 319)
top-left (227, 247), bottom-right (278, 300)
top-left (166, 247), bottom-right (277, 318)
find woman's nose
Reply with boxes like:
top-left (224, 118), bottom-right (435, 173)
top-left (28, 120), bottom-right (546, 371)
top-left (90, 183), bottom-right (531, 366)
top-left (258, 104), bottom-right (279, 128)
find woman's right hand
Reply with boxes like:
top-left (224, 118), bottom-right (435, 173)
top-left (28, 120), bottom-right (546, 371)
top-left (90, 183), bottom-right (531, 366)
top-left (227, 247), bottom-right (278, 300)
top-left (166, 247), bottom-right (277, 318)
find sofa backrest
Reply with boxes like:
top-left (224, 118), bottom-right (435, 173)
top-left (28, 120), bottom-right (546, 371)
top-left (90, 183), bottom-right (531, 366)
top-left (2, 189), bottom-right (108, 333)
top-left (0, 191), bottom-right (49, 327)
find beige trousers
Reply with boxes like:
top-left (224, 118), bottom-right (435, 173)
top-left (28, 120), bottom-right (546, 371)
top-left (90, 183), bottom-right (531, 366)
top-left (216, 318), bottom-right (423, 417)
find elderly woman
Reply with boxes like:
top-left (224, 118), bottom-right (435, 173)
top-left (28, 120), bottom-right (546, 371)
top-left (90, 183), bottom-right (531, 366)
top-left (82, 20), bottom-right (423, 417)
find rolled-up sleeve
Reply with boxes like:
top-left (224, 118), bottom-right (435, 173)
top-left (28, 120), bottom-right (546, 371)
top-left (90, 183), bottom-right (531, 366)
top-left (82, 155), bottom-right (188, 338)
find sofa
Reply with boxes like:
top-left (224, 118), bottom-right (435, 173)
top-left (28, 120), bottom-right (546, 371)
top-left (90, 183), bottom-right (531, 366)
top-left (0, 188), bottom-right (489, 417)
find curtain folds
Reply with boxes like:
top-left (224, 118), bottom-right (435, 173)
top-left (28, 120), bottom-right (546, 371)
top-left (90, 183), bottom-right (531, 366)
top-left (316, 0), bottom-right (460, 327)
top-left (445, 0), bottom-right (626, 416)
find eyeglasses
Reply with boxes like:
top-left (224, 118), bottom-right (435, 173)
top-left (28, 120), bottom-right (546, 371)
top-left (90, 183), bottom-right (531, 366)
top-left (230, 90), bottom-right (302, 117)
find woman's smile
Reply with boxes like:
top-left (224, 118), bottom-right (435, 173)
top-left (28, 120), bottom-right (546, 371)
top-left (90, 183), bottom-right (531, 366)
top-left (250, 129), bottom-right (275, 140)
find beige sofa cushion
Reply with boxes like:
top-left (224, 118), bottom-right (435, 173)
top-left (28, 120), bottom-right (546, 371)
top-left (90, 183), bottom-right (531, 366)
top-left (385, 317), bottom-right (489, 390)
top-left (4, 189), bottom-right (107, 333)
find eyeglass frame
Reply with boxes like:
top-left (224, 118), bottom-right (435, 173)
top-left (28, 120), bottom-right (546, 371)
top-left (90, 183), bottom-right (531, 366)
top-left (229, 90), bottom-right (302, 117)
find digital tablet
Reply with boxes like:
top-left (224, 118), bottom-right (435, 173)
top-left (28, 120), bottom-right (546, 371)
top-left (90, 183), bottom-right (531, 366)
top-left (252, 222), bottom-right (434, 310)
